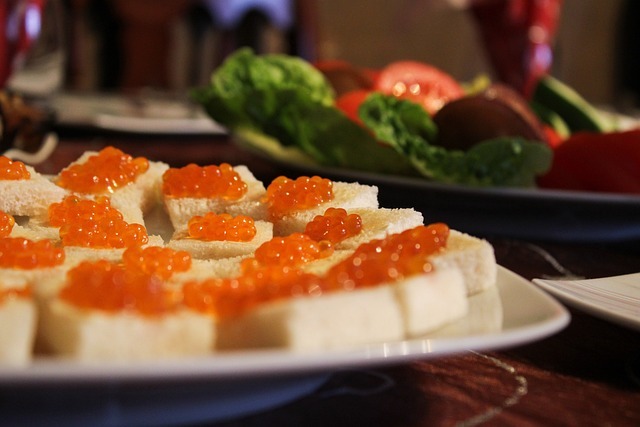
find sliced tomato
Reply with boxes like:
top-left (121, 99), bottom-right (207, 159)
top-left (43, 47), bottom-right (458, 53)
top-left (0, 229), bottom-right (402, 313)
top-left (374, 61), bottom-right (464, 116)
top-left (335, 89), bottom-right (371, 125)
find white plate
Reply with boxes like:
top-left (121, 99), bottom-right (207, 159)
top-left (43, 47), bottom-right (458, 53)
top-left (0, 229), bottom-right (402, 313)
top-left (0, 267), bottom-right (568, 426)
top-left (0, 267), bottom-right (568, 384)
top-left (534, 273), bottom-right (640, 331)
top-left (51, 92), bottom-right (226, 135)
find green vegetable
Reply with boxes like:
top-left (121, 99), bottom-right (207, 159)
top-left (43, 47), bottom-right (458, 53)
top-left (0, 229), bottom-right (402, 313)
top-left (359, 93), bottom-right (553, 187)
top-left (193, 49), bottom-right (553, 187)
top-left (192, 48), bottom-right (413, 174)
top-left (531, 75), bottom-right (613, 133)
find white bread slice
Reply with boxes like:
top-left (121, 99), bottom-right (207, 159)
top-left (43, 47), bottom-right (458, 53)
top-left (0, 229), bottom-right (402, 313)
top-left (39, 301), bottom-right (214, 361)
top-left (271, 181), bottom-right (379, 236)
top-left (61, 234), bottom-right (166, 264)
top-left (0, 166), bottom-right (67, 220)
top-left (0, 268), bottom-right (69, 302)
top-left (163, 165), bottom-right (266, 230)
top-left (215, 263), bottom-right (468, 351)
top-left (0, 284), bottom-right (37, 365)
top-left (328, 208), bottom-right (423, 250)
top-left (299, 250), bottom-right (354, 276)
top-left (394, 268), bottom-right (467, 337)
top-left (429, 285), bottom-right (503, 338)
top-left (167, 220), bottom-right (273, 260)
top-left (215, 283), bottom-right (404, 351)
top-left (170, 257), bottom-right (247, 284)
top-left (431, 230), bottom-right (497, 295)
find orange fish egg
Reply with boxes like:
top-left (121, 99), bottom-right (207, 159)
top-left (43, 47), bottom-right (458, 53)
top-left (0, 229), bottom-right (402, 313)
top-left (188, 212), bottom-right (256, 242)
top-left (0, 237), bottom-right (65, 269)
top-left (59, 260), bottom-right (179, 316)
top-left (162, 163), bottom-right (248, 199)
top-left (324, 223), bottom-right (449, 290)
top-left (0, 156), bottom-right (30, 180)
top-left (182, 265), bottom-right (321, 318)
top-left (56, 146), bottom-right (149, 194)
top-left (122, 245), bottom-right (192, 280)
top-left (304, 207), bottom-right (362, 244)
top-left (49, 196), bottom-right (148, 248)
top-left (263, 176), bottom-right (333, 218)
top-left (0, 211), bottom-right (15, 238)
top-left (246, 233), bottom-right (333, 271)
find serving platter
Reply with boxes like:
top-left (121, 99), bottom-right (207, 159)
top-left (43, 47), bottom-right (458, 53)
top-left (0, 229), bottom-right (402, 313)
top-left (0, 267), bottom-right (569, 426)
top-left (235, 136), bottom-right (640, 243)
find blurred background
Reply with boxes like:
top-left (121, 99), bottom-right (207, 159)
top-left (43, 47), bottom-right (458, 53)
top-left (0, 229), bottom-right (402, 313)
top-left (12, 0), bottom-right (638, 109)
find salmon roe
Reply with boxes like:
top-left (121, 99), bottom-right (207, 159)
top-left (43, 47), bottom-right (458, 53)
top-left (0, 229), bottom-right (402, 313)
top-left (182, 224), bottom-right (449, 318)
top-left (49, 196), bottom-right (148, 248)
top-left (0, 156), bottom-right (30, 180)
top-left (304, 208), bottom-right (362, 244)
top-left (122, 245), bottom-right (192, 280)
top-left (0, 237), bottom-right (65, 269)
top-left (48, 195), bottom-right (119, 227)
top-left (182, 265), bottom-right (321, 318)
top-left (56, 146), bottom-right (149, 194)
top-left (0, 286), bottom-right (32, 304)
top-left (188, 212), bottom-right (256, 242)
top-left (162, 163), bottom-right (248, 199)
top-left (59, 260), bottom-right (179, 316)
top-left (246, 233), bottom-right (333, 270)
top-left (324, 223), bottom-right (449, 290)
top-left (263, 176), bottom-right (333, 218)
top-left (0, 211), bottom-right (15, 238)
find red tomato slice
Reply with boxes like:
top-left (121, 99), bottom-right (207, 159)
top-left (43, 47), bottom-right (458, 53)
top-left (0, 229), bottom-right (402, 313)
top-left (374, 61), bottom-right (464, 116)
top-left (335, 89), bottom-right (371, 125)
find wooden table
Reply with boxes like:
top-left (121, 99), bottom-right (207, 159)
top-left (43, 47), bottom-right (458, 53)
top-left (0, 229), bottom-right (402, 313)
top-left (26, 132), bottom-right (640, 426)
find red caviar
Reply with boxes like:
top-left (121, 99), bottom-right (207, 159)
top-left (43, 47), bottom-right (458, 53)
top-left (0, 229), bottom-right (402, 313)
top-left (182, 265), bottom-right (320, 318)
top-left (162, 163), bottom-right (248, 199)
top-left (0, 156), bottom-right (30, 180)
top-left (0, 286), bottom-right (32, 304)
top-left (0, 211), bottom-right (15, 237)
top-left (188, 213), bottom-right (256, 242)
top-left (59, 260), bottom-right (178, 316)
top-left (324, 223), bottom-right (449, 289)
top-left (263, 176), bottom-right (333, 218)
top-left (246, 233), bottom-right (333, 270)
top-left (0, 237), bottom-right (65, 269)
top-left (49, 196), bottom-right (148, 248)
top-left (56, 146), bottom-right (149, 194)
top-left (304, 208), bottom-right (362, 244)
top-left (182, 224), bottom-right (449, 318)
top-left (122, 245), bottom-right (192, 280)
top-left (48, 195), bottom-right (120, 227)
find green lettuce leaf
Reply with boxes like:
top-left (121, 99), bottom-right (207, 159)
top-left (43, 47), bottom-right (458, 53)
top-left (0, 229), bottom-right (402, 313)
top-left (192, 48), bottom-right (413, 175)
top-left (359, 93), bottom-right (553, 187)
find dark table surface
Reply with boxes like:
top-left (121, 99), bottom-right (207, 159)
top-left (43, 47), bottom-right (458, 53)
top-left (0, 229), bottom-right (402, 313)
top-left (17, 131), bottom-right (640, 426)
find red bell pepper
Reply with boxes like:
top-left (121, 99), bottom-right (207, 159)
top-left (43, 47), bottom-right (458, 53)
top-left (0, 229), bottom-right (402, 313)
top-left (537, 129), bottom-right (640, 194)
top-left (469, 0), bottom-right (563, 98)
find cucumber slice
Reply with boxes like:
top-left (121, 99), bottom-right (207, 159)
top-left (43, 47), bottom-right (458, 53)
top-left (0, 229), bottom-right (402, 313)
top-left (531, 75), bottom-right (613, 133)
